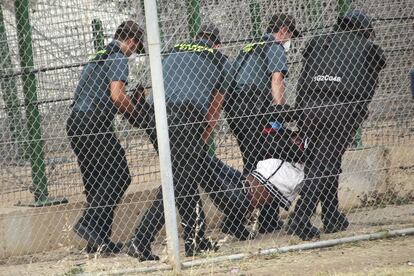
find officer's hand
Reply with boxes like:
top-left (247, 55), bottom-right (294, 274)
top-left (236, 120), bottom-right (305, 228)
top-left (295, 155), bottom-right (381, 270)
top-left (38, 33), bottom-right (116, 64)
top-left (131, 84), bottom-right (146, 105)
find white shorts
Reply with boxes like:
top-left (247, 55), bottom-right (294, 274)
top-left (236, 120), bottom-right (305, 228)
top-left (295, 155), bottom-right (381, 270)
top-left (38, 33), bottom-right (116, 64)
top-left (251, 159), bottom-right (304, 209)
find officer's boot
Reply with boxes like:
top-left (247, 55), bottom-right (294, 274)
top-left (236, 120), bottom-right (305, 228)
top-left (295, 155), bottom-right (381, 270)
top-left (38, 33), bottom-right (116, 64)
top-left (257, 200), bottom-right (284, 234)
top-left (220, 194), bottom-right (254, 240)
top-left (286, 197), bottom-right (320, 241)
top-left (320, 177), bottom-right (349, 233)
top-left (126, 190), bottom-right (164, 261)
top-left (220, 213), bottom-right (254, 241)
top-left (321, 198), bottom-right (349, 234)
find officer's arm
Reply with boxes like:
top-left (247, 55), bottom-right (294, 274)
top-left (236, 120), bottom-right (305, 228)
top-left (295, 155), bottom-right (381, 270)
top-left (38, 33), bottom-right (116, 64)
top-left (267, 44), bottom-right (288, 105)
top-left (110, 81), bottom-right (139, 117)
top-left (271, 72), bottom-right (286, 105)
top-left (202, 89), bottom-right (225, 143)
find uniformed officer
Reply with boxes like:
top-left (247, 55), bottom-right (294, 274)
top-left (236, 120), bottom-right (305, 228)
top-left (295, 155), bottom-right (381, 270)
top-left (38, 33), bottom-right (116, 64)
top-left (288, 10), bottom-right (387, 240)
top-left (67, 21), bottom-right (145, 253)
top-left (224, 14), bottom-right (301, 234)
top-left (127, 24), bottom-right (229, 261)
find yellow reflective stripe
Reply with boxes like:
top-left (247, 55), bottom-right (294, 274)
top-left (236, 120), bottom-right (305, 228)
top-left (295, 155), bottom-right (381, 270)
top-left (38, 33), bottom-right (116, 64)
top-left (174, 43), bottom-right (214, 53)
top-left (90, 49), bottom-right (108, 60)
top-left (242, 41), bottom-right (266, 53)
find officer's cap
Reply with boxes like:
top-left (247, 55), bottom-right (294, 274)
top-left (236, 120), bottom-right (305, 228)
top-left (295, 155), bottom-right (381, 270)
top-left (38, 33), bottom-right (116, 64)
top-left (197, 24), bottom-right (221, 44)
top-left (338, 9), bottom-right (375, 38)
top-left (267, 14), bottom-right (301, 38)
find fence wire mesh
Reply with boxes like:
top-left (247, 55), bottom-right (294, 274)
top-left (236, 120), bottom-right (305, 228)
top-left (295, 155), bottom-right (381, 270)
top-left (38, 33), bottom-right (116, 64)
top-left (0, 0), bottom-right (413, 274)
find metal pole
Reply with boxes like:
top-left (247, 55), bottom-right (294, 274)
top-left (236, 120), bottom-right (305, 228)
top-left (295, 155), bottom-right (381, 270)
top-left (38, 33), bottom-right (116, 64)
top-left (15, 0), bottom-right (49, 203)
top-left (249, 0), bottom-right (261, 39)
top-left (143, 0), bottom-right (181, 271)
top-left (91, 18), bottom-right (105, 51)
top-left (100, 227), bottom-right (414, 274)
top-left (307, 0), bottom-right (323, 32)
top-left (0, 4), bottom-right (26, 159)
top-left (187, 0), bottom-right (200, 38)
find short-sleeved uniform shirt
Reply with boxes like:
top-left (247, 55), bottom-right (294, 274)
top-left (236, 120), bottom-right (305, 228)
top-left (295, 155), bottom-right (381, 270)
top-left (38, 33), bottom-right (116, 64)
top-left (235, 34), bottom-right (288, 91)
top-left (148, 39), bottom-right (227, 115)
top-left (71, 41), bottom-right (129, 122)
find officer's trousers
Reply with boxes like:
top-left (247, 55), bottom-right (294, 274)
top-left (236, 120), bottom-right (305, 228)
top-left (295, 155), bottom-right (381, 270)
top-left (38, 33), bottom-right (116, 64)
top-left (294, 101), bottom-right (367, 224)
top-left (67, 112), bottom-right (131, 241)
top-left (225, 86), bottom-right (286, 228)
top-left (133, 104), bottom-right (251, 248)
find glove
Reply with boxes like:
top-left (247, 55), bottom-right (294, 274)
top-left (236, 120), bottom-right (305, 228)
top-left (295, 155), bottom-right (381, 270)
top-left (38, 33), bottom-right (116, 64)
top-left (124, 84), bottom-right (154, 129)
top-left (130, 84), bottom-right (146, 106)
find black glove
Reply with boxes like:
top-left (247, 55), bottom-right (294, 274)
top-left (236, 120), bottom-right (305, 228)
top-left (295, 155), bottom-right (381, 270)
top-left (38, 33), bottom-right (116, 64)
top-left (123, 84), bottom-right (154, 128)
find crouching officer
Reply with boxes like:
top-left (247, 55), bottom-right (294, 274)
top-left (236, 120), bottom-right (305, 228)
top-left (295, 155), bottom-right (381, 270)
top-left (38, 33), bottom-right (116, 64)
top-left (127, 24), bottom-right (228, 261)
top-left (67, 21), bottom-right (145, 253)
top-left (224, 14), bottom-right (301, 234)
top-left (288, 10), bottom-right (387, 240)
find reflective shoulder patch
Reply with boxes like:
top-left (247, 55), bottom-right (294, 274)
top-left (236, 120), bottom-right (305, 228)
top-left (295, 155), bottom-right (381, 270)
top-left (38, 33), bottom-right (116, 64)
top-left (90, 49), bottom-right (108, 60)
top-left (242, 41), bottom-right (266, 53)
top-left (174, 43), bottom-right (214, 53)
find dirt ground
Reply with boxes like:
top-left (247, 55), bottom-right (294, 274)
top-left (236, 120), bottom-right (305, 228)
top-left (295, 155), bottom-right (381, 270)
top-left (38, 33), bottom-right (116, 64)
top-left (0, 202), bottom-right (413, 276)
top-left (172, 235), bottom-right (414, 276)
top-left (0, 233), bottom-right (413, 275)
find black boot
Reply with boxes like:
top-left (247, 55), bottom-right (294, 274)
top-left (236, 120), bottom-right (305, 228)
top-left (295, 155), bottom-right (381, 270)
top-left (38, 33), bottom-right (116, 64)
top-left (85, 241), bottom-right (124, 254)
top-left (126, 239), bottom-right (160, 261)
top-left (323, 211), bottom-right (349, 233)
top-left (73, 221), bottom-right (105, 246)
top-left (185, 237), bottom-right (219, 257)
top-left (220, 215), bottom-right (254, 241)
top-left (257, 202), bottom-right (284, 234)
top-left (286, 197), bottom-right (320, 241)
top-left (286, 216), bottom-right (320, 241)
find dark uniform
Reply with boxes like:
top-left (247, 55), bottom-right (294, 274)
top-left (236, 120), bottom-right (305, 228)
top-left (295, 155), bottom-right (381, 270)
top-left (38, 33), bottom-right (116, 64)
top-left (225, 34), bottom-right (288, 175)
top-left (67, 41), bottom-right (131, 248)
top-left (288, 10), bottom-right (387, 240)
top-left (224, 32), bottom-right (293, 233)
top-left (128, 37), bottom-right (232, 259)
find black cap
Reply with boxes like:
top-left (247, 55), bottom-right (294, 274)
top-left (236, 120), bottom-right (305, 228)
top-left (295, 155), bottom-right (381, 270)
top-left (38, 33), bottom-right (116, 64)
top-left (338, 9), bottom-right (375, 39)
top-left (267, 14), bottom-right (301, 38)
top-left (197, 24), bottom-right (221, 44)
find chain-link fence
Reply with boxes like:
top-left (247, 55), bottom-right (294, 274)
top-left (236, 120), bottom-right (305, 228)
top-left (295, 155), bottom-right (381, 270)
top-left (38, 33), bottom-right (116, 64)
top-left (0, 0), bottom-right (413, 274)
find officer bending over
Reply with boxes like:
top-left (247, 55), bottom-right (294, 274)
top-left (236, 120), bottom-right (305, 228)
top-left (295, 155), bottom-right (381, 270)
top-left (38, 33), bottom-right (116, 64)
top-left (127, 24), bottom-right (228, 261)
top-left (224, 13), bottom-right (301, 235)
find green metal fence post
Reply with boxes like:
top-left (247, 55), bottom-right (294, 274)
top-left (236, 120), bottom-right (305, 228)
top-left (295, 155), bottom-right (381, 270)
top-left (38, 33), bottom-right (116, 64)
top-left (307, 0), bottom-right (323, 31)
top-left (187, 0), bottom-right (200, 38)
top-left (14, 0), bottom-right (67, 206)
top-left (337, 0), bottom-right (351, 17)
top-left (92, 18), bottom-right (105, 51)
top-left (0, 4), bottom-right (26, 159)
top-left (249, 0), bottom-right (262, 39)
top-left (15, 0), bottom-right (47, 202)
